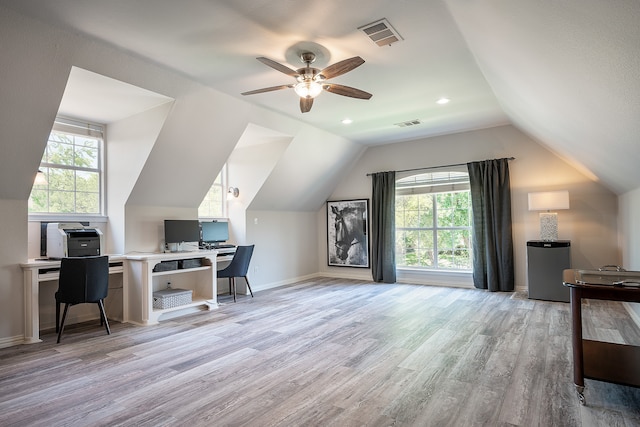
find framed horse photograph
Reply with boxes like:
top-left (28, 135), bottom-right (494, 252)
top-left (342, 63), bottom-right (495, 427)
top-left (327, 199), bottom-right (370, 268)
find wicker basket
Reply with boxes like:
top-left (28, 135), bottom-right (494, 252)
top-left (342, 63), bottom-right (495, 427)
top-left (153, 288), bottom-right (192, 309)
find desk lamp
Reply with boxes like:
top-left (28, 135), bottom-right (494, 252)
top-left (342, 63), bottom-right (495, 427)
top-left (528, 190), bottom-right (570, 241)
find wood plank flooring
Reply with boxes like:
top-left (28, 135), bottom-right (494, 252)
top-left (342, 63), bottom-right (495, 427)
top-left (1, 278), bottom-right (639, 426)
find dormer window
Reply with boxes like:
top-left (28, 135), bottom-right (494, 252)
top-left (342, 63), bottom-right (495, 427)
top-left (29, 117), bottom-right (104, 216)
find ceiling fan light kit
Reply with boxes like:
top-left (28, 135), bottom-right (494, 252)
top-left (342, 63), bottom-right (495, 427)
top-left (241, 51), bottom-right (372, 113)
top-left (294, 80), bottom-right (323, 98)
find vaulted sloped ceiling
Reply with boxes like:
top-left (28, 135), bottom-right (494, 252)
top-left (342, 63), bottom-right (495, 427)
top-left (1, 0), bottom-right (639, 194)
top-left (444, 0), bottom-right (640, 194)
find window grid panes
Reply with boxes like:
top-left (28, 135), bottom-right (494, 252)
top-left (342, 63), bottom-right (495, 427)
top-left (395, 173), bottom-right (472, 271)
top-left (198, 167), bottom-right (226, 218)
top-left (29, 127), bottom-right (103, 215)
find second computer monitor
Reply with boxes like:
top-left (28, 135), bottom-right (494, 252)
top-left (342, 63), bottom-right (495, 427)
top-left (200, 221), bottom-right (229, 245)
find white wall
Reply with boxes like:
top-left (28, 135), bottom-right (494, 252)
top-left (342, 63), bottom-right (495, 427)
top-left (124, 205), bottom-right (198, 254)
top-left (227, 134), bottom-right (292, 246)
top-left (107, 102), bottom-right (174, 254)
top-left (321, 125), bottom-right (619, 290)
top-left (0, 200), bottom-right (28, 346)
top-left (619, 187), bottom-right (640, 270)
top-left (246, 210), bottom-right (319, 289)
top-left (619, 187), bottom-right (640, 321)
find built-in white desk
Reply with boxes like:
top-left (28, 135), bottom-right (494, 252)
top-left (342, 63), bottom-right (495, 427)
top-left (20, 255), bottom-right (126, 344)
top-left (20, 249), bottom-right (236, 344)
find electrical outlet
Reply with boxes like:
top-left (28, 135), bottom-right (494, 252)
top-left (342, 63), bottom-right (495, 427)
top-left (253, 265), bottom-right (259, 274)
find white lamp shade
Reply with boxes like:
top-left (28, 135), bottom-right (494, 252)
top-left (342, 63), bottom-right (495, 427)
top-left (34, 170), bottom-right (47, 186)
top-left (528, 190), bottom-right (570, 211)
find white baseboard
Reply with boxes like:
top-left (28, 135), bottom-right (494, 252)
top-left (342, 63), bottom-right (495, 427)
top-left (320, 271), bottom-right (373, 281)
top-left (0, 335), bottom-right (28, 349)
top-left (397, 269), bottom-right (473, 289)
top-left (40, 312), bottom-right (103, 332)
top-left (255, 271), bottom-right (524, 292)
top-left (254, 273), bottom-right (324, 291)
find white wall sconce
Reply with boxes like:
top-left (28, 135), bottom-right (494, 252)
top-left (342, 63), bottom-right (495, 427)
top-left (227, 187), bottom-right (239, 200)
top-left (528, 190), bottom-right (570, 241)
top-left (34, 169), bottom-right (47, 186)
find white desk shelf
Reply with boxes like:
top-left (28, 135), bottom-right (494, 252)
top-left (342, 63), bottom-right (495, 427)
top-left (125, 251), bottom-right (219, 325)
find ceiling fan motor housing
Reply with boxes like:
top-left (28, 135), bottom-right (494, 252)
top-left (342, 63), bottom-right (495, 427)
top-left (299, 52), bottom-right (316, 64)
top-left (296, 67), bottom-right (322, 82)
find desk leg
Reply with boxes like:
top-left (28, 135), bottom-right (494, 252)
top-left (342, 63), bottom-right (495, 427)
top-left (23, 269), bottom-right (42, 344)
top-left (570, 287), bottom-right (585, 404)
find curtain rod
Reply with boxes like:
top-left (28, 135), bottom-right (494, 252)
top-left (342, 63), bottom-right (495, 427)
top-left (366, 157), bottom-right (515, 177)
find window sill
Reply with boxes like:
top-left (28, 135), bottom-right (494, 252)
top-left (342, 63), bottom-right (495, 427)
top-left (28, 214), bottom-right (108, 224)
top-left (397, 267), bottom-right (472, 274)
top-left (396, 267), bottom-right (473, 288)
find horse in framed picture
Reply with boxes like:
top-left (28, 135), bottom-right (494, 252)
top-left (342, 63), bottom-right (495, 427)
top-left (327, 200), bottom-right (369, 267)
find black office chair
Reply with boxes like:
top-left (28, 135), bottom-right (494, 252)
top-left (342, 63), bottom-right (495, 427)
top-left (217, 245), bottom-right (254, 302)
top-left (55, 255), bottom-right (111, 343)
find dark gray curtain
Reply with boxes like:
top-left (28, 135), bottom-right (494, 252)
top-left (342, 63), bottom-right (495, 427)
top-left (467, 159), bottom-right (514, 291)
top-left (371, 171), bottom-right (396, 283)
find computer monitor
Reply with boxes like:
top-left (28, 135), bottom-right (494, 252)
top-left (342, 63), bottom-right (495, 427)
top-left (200, 221), bottom-right (229, 245)
top-left (164, 220), bottom-right (200, 245)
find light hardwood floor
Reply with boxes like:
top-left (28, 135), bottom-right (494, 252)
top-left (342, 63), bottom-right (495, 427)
top-left (1, 278), bottom-right (639, 426)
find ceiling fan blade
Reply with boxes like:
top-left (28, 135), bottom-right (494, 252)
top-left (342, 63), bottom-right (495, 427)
top-left (241, 84), bottom-right (293, 96)
top-left (320, 56), bottom-right (365, 79)
top-left (300, 97), bottom-right (314, 113)
top-left (323, 84), bottom-right (372, 100)
top-left (256, 57), bottom-right (300, 77)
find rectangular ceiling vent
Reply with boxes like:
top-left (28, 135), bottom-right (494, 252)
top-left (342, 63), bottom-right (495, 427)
top-left (395, 119), bottom-right (422, 128)
top-left (358, 18), bottom-right (404, 47)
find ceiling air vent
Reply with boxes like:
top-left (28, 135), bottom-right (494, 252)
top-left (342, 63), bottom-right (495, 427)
top-left (395, 119), bottom-right (422, 128)
top-left (359, 18), bottom-right (403, 47)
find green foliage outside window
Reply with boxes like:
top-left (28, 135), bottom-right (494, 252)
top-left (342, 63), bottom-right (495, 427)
top-left (396, 178), bottom-right (472, 270)
top-left (198, 169), bottom-right (225, 218)
top-left (30, 132), bottom-right (101, 214)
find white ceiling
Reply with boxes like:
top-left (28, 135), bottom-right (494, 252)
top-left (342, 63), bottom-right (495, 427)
top-left (59, 67), bottom-right (174, 124)
top-left (3, 0), bottom-right (639, 194)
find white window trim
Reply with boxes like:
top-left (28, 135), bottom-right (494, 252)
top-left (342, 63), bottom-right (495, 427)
top-left (198, 164), bottom-right (228, 220)
top-left (395, 169), bottom-right (473, 272)
top-left (28, 116), bottom-right (106, 219)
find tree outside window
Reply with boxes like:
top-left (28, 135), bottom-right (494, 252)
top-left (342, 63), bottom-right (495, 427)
top-left (30, 129), bottom-right (102, 215)
top-left (198, 166), bottom-right (226, 218)
top-left (395, 171), bottom-right (472, 270)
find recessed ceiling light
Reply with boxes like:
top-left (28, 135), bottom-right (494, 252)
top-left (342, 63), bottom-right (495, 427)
top-left (436, 97), bottom-right (450, 105)
top-left (342, 118), bottom-right (353, 124)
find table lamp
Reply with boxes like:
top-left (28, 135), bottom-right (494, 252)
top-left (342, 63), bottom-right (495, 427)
top-left (528, 190), bottom-right (570, 241)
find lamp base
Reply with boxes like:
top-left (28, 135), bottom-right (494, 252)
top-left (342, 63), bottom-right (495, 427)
top-left (540, 212), bottom-right (558, 241)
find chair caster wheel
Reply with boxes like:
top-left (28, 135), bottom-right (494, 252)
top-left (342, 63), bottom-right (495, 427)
top-left (576, 385), bottom-right (586, 405)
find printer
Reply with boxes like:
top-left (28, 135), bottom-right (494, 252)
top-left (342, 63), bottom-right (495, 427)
top-left (46, 222), bottom-right (104, 259)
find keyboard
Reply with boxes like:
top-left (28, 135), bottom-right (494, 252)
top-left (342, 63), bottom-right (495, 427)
top-left (215, 244), bottom-right (236, 249)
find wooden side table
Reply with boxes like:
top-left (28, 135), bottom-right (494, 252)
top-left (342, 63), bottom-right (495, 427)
top-left (563, 268), bottom-right (640, 404)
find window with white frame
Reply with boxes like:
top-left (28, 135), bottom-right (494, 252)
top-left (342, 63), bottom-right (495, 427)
top-left (29, 117), bottom-right (104, 215)
top-left (395, 169), bottom-right (473, 270)
top-left (198, 165), bottom-right (227, 218)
